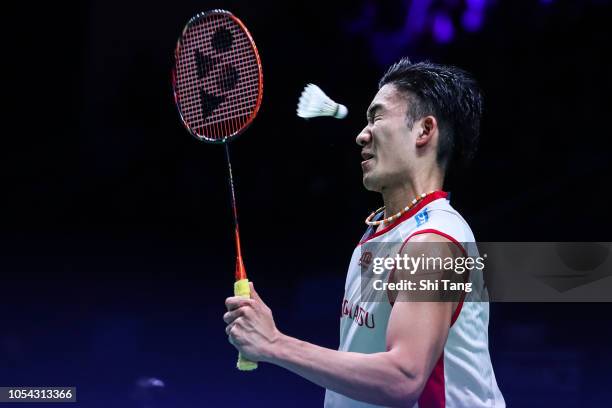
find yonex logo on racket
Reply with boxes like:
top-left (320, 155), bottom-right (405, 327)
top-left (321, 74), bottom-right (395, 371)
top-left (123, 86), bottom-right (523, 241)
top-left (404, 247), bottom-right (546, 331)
top-left (194, 27), bottom-right (240, 121)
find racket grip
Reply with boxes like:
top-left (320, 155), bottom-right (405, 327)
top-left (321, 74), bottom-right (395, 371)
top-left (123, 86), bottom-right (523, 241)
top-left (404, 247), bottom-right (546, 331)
top-left (234, 278), bottom-right (258, 371)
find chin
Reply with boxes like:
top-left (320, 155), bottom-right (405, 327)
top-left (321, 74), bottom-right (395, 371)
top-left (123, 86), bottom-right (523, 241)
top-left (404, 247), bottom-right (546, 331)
top-left (362, 174), bottom-right (382, 192)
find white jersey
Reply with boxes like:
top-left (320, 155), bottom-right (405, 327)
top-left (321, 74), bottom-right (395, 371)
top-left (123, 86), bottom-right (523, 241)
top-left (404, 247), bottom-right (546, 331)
top-left (324, 192), bottom-right (505, 408)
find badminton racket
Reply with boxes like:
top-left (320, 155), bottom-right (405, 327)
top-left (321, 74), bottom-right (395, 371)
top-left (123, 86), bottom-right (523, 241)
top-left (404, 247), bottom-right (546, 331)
top-left (172, 9), bottom-right (263, 371)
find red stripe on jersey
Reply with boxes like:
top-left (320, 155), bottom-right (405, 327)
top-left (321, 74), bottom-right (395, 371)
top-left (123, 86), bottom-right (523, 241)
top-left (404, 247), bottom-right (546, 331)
top-left (418, 352), bottom-right (446, 408)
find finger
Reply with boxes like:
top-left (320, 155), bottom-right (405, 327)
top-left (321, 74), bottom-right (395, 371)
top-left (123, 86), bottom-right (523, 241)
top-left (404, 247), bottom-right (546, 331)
top-left (223, 306), bottom-right (248, 324)
top-left (226, 317), bottom-right (243, 336)
top-left (223, 309), bottom-right (235, 323)
top-left (228, 330), bottom-right (237, 347)
top-left (249, 282), bottom-right (261, 302)
top-left (225, 296), bottom-right (253, 311)
top-left (226, 321), bottom-right (237, 336)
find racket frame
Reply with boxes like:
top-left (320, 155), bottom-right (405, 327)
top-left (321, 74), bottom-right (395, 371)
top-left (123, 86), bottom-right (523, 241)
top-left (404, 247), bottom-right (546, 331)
top-left (171, 9), bottom-right (264, 144)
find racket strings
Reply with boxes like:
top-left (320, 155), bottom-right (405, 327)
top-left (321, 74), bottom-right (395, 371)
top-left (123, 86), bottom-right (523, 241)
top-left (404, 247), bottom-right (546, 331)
top-left (174, 13), bottom-right (262, 141)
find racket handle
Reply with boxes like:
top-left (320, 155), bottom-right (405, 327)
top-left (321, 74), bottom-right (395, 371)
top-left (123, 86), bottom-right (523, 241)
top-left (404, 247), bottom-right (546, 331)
top-left (234, 278), bottom-right (258, 371)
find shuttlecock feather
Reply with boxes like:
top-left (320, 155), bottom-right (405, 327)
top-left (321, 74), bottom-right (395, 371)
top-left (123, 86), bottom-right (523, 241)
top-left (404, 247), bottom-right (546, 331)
top-left (297, 83), bottom-right (348, 119)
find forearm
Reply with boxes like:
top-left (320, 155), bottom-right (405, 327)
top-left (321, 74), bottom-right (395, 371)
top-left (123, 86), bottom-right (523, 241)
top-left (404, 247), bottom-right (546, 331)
top-left (267, 333), bottom-right (421, 407)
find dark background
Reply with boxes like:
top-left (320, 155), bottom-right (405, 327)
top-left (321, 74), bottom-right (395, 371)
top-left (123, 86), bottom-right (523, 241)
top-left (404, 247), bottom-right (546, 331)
top-left (2, 0), bottom-right (612, 406)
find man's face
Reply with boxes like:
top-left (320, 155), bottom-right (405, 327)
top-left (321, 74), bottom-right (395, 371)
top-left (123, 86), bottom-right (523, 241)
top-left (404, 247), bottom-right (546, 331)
top-left (357, 84), bottom-right (419, 192)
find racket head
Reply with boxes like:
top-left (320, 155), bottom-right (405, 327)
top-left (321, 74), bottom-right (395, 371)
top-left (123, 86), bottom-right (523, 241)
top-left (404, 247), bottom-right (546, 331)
top-left (172, 10), bottom-right (263, 144)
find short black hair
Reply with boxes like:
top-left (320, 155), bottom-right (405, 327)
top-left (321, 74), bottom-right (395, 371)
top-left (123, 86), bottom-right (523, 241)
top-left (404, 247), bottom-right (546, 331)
top-left (378, 58), bottom-right (483, 173)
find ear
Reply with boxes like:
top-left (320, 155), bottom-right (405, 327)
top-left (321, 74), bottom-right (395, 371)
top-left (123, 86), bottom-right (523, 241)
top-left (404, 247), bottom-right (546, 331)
top-left (415, 116), bottom-right (437, 148)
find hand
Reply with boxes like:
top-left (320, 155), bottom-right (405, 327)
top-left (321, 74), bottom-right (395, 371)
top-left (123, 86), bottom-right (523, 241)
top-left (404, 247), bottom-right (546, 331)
top-left (224, 282), bottom-right (281, 362)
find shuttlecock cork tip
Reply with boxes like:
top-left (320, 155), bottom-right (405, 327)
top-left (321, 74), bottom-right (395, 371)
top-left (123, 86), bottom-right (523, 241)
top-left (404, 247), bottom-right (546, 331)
top-left (335, 104), bottom-right (348, 119)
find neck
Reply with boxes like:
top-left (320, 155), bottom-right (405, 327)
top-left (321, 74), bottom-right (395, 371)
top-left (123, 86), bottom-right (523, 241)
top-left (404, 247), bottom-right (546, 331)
top-left (381, 173), bottom-right (443, 218)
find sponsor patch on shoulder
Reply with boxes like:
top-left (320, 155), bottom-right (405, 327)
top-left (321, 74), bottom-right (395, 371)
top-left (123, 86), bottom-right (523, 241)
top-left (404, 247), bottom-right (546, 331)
top-left (415, 208), bottom-right (429, 227)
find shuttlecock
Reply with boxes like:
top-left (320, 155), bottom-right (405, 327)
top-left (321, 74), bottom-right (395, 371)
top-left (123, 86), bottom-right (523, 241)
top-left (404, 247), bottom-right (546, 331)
top-left (297, 83), bottom-right (348, 119)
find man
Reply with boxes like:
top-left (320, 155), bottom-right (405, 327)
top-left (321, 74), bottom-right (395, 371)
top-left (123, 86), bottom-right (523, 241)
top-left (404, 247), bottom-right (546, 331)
top-left (223, 58), bottom-right (505, 407)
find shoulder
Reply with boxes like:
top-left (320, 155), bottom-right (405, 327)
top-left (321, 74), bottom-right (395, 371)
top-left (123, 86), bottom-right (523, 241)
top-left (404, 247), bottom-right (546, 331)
top-left (406, 232), bottom-right (452, 244)
top-left (410, 200), bottom-right (476, 244)
top-left (401, 232), bottom-right (463, 259)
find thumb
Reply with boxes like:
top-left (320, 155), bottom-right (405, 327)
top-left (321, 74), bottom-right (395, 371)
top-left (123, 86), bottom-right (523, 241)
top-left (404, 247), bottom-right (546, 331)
top-left (249, 281), bottom-right (262, 302)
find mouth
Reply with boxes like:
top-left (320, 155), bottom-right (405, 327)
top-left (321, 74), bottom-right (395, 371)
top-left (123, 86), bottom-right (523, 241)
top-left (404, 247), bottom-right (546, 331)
top-left (361, 151), bottom-right (375, 169)
top-left (361, 151), bottom-right (374, 162)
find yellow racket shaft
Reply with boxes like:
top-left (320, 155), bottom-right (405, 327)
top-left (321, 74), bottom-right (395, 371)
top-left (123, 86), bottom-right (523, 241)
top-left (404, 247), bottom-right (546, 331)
top-left (234, 278), bottom-right (258, 371)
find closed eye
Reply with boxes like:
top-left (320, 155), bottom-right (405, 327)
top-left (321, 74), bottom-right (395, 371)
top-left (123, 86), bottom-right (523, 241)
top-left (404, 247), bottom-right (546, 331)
top-left (366, 103), bottom-right (384, 124)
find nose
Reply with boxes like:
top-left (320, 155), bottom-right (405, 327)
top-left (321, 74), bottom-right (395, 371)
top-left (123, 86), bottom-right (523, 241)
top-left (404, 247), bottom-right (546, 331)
top-left (356, 126), bottom-right (371, 147)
